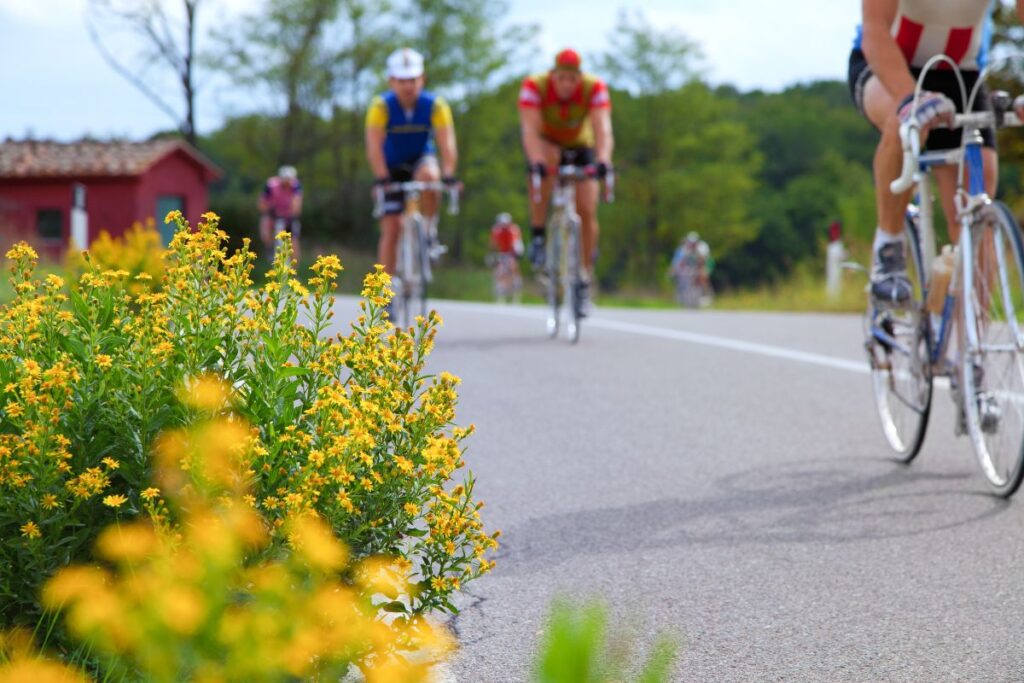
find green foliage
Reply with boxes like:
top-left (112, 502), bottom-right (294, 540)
top-left (201, 3), bottom-right (984, 297)
top-left (534, 598), bottom-right (677, 683)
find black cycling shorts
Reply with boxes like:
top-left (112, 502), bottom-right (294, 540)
top-left (558, 147), bottom-right (595, 167)
top-left (848, 48), bottom-right (994, 151)
top-left (382, 155), bottom-right (439, 216)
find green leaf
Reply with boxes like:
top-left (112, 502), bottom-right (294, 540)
top-left (381, 601), bottom-right (408, 614)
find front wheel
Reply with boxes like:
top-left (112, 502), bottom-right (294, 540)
top-left (867, 213), bottom-right (932, 463)
top-left (545, 227), bottom-right (561, 338)
top-left (564, 217), bottom-right (582, 344)
top-left (960, 201), bottom-right (1024, 497)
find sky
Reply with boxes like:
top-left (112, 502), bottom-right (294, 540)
top-left (0, 0), bottom-right (860, 141)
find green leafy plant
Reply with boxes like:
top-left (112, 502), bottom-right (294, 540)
top-left (535, 598), bottom-right (678, 683)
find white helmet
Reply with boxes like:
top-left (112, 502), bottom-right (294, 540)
top-left (278, 165), bottom-right (298, 180)
top-left (387, 48), bottom-right (425, 79)
top-left (496, 212), bottom-right (512, 224)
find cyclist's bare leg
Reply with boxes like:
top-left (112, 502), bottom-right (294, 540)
top-left (863, 75), bottom-right (914, 236)
top-left (378, 214), bottom-right (401, 274)
top-left (527, 140), bottom-right (563, 227)
top-left (415, 157), bottom-right (441, 222)
top-left (933, 149), bottom-right (998, 243)
top-left (575, 179), bottom-right (600, 273)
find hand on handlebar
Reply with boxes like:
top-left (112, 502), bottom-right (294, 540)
top-left (897, 91), bottom-right (955, 133)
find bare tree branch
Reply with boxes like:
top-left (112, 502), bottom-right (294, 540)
top-left (86, 0), bottom-right (202, 145)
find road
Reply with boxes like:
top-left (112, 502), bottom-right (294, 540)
top-left (339, 298), bottom-right (1024, 682)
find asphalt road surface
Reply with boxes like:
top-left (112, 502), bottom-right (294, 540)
top-left (337, 297), bottom-right (1024, 682)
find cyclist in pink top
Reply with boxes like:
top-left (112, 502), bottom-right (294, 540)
top-left (258, 165), bottom-right (304, 263)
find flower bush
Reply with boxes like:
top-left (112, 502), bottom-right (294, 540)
top-left (0, 213), bottom-right (496, 642)
top-left (65, 220), bottom-right (164, 294)
top-left (1, 414), bottom-right (452, 682)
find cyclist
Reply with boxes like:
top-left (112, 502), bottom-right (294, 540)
top-left (491, 212), bottom-right (524, 259)
top-left (490, 212), bottom-right (524, 302)
top-left (365, 47), bottom-right (458, 277)
top-left (258, 165), bottom-right (303, 262)
top-left (518, 47), bottom-right (614, 314)
top-left (849, 0), bottom-right (1024, 306)
top-left (670, 232), bottom-right (713, 305)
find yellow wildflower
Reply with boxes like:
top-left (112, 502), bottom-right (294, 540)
top-left (20, 521), bottom-right (41, 539)
top-left (95, 355), bottom-right (113, 370)
top-left (103, 494), bottom-right (128, 508)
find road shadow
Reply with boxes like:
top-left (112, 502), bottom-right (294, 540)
top-left (436, 334), bottom-right (555, 352)
top-left (493, 456), bottom-right (1012, 577)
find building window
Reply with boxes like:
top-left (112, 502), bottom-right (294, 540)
top-left (156, 195), bottom-right (185, 246)
top-left (36, 209), bottom-right (63, 244)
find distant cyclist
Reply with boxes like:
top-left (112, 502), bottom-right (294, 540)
top-left (258, 164), bottom-right (303, 263)
top-left (518, 48), bottom-right (614, 314)
top-left (490, 212), bottom-right (524, 303)
top-left (670, 232), bottom-right (713, 306)
top-left (365, 47), bottom-right (458, 276)
top-left (849, 0), bottom-right (1024, 306)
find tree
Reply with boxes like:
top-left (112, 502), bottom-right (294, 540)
top-left (208, 0), bottom-right (338, 165)
top-left (592, 10), bottom-right (760, 283)
top-left (397, 0), bottom-right (536, 257)
top-left (87, 0), bottom-right (204, 146)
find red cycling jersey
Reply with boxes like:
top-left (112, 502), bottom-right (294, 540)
top-left (491, 223), bottom-right (522, 254)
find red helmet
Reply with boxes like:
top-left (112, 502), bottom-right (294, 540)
top-left (554, 48), bottom-right (581, 72)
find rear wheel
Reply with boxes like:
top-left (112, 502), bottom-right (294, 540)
top-left (867, 213), bottom-right (932, 463)
top-left (960, 201), bottom-right (1024, 497)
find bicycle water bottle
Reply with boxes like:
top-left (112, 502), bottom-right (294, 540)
top-left (926, 245), bottom-right (954, 314)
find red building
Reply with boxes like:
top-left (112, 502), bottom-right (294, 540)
top-left (0, 139), bottom-right (222, 259)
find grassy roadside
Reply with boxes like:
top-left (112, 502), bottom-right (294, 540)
top-left (2, 247), bottom-right (867, 315)
top-left (713, 265), bottom-right (867, 314)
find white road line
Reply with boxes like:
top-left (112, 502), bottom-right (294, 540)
top-left (439, 301), bottom-right (870, 375)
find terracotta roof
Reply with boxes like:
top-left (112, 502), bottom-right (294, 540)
top-left (0, 139), bottom-right (221, 180)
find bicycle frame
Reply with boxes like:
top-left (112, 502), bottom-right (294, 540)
top-left (372, 180), bottom-right (459, 326)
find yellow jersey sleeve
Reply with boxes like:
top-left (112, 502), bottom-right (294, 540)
top-left (365, 96), bottom-right (389, 129)
top-left (431, 97), bottom-right (454, 129)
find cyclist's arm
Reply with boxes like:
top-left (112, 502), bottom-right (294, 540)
top-left (258, 182), bottom-right (270, 212)
top-left (591, 107), bottom-right (614, 165)
top-left (365, 97), bottom-right (390, 179)
top-left (291, 182), bottom-right (303, 216)
top-left (519, 107), bottom-right (547, 167)
top-left (861, 0), bottom-right (916, 102)
top-left (433, 97), bottom-right (458, 177)
top-left (435, 125), bottom-right (458, 177)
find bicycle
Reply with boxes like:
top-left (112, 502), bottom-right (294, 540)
top-left (671, 260), bottom-right (705, 308)
top-left (488, 251), bottom-right (522, 304)
top-left (260, 214), bottom-right (301, 264)
top-left (530, 164), bottom-right (614, 343)
top-left (373, 180), bottom-right (459, 328)
top-left (865, 55), bottom-right (1024, 496)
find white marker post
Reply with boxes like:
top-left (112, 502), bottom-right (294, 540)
top-left (70, 183), bottom-right (88, 250)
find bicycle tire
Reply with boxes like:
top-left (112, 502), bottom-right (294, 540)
top-left (565, 216), bottom-right (582, 344)
top-left (396, 214), bottom-right (418, 329)
top-left (959, 200), bottom-right (1024, 497)
top-left (416, 217), bottom-right (430, 320)
top-left (867, 212), bottom-right (933, 463)
top-left (546, 220), bottom-right (561, 338)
